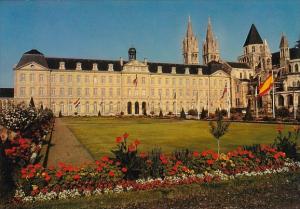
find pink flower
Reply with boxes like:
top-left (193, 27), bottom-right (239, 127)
top-left (121, 167), bottom-right (128, 173)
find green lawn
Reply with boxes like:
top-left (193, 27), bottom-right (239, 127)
top-left (62, 117), bottom-right (293, 159)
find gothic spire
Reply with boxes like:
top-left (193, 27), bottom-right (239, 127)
top-left (186, 15), bottom-right (194, 37)
top-left (279, 33), bottom-right (289, 48)
top-left (206, 17), bottom-right (214, 41)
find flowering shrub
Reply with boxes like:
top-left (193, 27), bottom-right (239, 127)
top-left (14, 133), bottom-right (300, 203)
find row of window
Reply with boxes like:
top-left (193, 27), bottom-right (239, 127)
top-left (19, 73), bottom-right (229, 87)
top-left (19, 87), bottom-right (228, 99)
top-left (288, 64), bottom-right (299, 73)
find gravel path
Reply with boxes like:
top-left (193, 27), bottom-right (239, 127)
top-left (47, 118), bottom-right (94, 167)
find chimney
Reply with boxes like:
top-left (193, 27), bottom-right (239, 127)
top-left (120, 57), bottom-right (123, 66)
top-left (157, 66), bottom-right (162, 74)
top-left (59, 61), bottom-right (65, 70)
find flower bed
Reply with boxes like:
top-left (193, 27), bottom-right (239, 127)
top-left (14, 133), bottom-right (300, 203)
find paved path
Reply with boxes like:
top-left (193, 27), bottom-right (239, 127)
top-left (47, 118), bottom-right (94, 167)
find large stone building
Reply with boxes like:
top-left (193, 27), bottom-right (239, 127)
top-left (14, 17), bottom-right (276, 117)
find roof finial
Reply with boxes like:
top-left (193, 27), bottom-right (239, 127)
top-left (188, 15), bottom-right (191, 22)
top-left (186, 15), bottom-right (193, 37)
top-left (208, 16), bottom-right (211, 25)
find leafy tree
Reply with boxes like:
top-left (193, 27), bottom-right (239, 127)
top-left (243, 103), bottom-right (253, 121)
top-left (209, 112), bottom-right (230, 156)
top-left (98, 110), bottom-right (101, 117)
top-left (29, 97), bottom-right (35, 108)
top-left (200, 108), bottom-right (208, 119)
top-left (58, 110), bottom-right (62, 118)
top-left (143, 108), bottom-right (147, 116)
top-left (276, 107), bottom-right (289, 118)
top-left (180, 108), bottom-right (186, 119)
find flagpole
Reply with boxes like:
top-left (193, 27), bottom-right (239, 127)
top-left (272, 70), bottom-right (275, 118)
top-left (255, 86), bottom-right (258, 119)
top-left (228, 82), bottom-right (231, 119)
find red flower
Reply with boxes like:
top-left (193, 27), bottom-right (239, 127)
top-left (134, 139), bottom-right (141, 146)
top-left (121, 167), bottom-right (128, 173)
top-left (181, 166), bottom-right (188, 172)
top-left (123, 133), bottom-right (129, 139)
top-left (115, 136), bottom-right (123, 143)
top-left (108, 170), bottom-right (115, 177)
top-left (55, 171), bottom-right (63, 178)
top-left (45, 175), bottom-right (51, 181)
top-left (34, 163), bottom-right (42, 170)
top-left (206, 159), bottom-right (214, 165)
top-left (193, 151), bottom-right (199, 157)
top-left (101, 156), bottom-right (109, 162)
top-left (139, 152), bottom-right (147, 158)
top-left (128, 144), bottom-right (136, 152)
top-left (96, 166), bottom-right (103, 172)
top-left (212, 153), bottom-right (218, 160)
top-left (73, 174), bottom-right (80, 181)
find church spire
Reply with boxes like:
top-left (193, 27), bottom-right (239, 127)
top-left (202, 17), bottom-right (220, 65)
top-left (186, 15), bottom-right (194, 37)
top-left (182, 16), bottom-right (199, 64)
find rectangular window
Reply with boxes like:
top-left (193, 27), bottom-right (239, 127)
top-left (151, 78), bottom-right (154, 84)
top-left (77, 88), bottom-right (81, 96)
top-left (166, 89), bottom-right (169, 97)
top-left (68, 88), bottom-right (72, 96)
top-left (109, 76), bottom-right (113, 83)
top-left (51, 75), bottom-right (55, 82)
top-left (60, 75), bottom-right (64, 83)
top-left (60, 88), bottom-right (64, 96)
top-left (51, 88), bottom-right (55, 96)
top-left (85, 88), bottom-right (90, 96)
top-left (85, 75), bottom-right (89, 83)
top-left (128, 88), bottom-right (131, 96)
top-left (179, 78), bottom-right (182, 85)
top-left (186, 79), bottom-right (189, 86)
top-left (39, 87), bottom-right (44, 96)
top-left (116, 77), bottom-right (120, 84)
top-left (20, 87), bottom-right (25, 96)
top-left (142, 77), bottom-right (146, 84)
top-left (117, 88), bottom-right (120, 96)
top-left (158, 89), bottom-right (162, 97)
top-left (142, 89), bottom-right (146, 97)
top-left (127, 76), bottom-right (131, 84)
top-left (151, 88), bottom-right (154, 96)
top-left (77, 75), bottom-right (81, 83)
top-left (93, 88), bottom-right (97, 96)
top-left (39, 74), bottom-right (44, 82)
top-left (20, 73), bottom-right (25, 82)
top-left (68, 75), bottom-right (72, 82)
top-left (109, 88), bottom-right (113, 97)
top-left (102, 76), bottom-right (106, 84)
top-left (172, 78), bottom-right (176, 85)
top-left (30, 74), bottom-right (34, 82)
top-left (158, 78), bottom-right (161, 85)
top-left (30, 87), bottom-right (34, 96)
top-left (101, 88), bottom-right (105, 97)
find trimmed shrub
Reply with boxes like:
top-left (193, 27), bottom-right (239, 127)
top-left (188, 109), bottom-right (198, 116)
top-left (159, 109), bottom-right (163, 118)
top-left (180, 108), bottom-right (186, 119)
top-left (200, 108), bottom-right (208, 119)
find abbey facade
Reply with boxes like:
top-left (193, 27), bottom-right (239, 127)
top-left (12, 17), bottom-right (299, 116)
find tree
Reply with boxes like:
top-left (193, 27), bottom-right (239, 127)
top-left (143, 108), bottom-right (147, 116)
top-left (180, 108), bottom-right (186, 119)
top-left (98, 110), bottom-right (101, 117)
top-left (209, 112), bottom-right (230, 156)
top-left (243, 103), bottom-right (253, 121)
top-left (200, 108), bottom-right (208, 119)
top-left (159, 109), bottom-right (163, 118)
top-left (29, 97), bottom-right (35, 108)
top-left (58, 110), bottom-right (62, 118)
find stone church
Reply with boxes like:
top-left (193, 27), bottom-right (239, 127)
top-left (12, 17), bottom-right (298, 117)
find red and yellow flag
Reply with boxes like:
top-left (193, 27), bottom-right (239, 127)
top-left (258, 75), bottom-right (273, 97)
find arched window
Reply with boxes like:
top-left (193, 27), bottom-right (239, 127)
top-left (93, 102), bottom-right (97, 113)
top-left (109, 102), bottom-right (113, 113)
top-left (297, 81), bottom-right (300, 87)
top-left (295, 64), bottom-right (299, 72)
top-left (85, 102), bottom-right (89, 113)
top-left (60, 102), bottom-right (64, 114)
top-left (289, 65), bottom-right (292, 73)
top-left (252, 46), bottom-right (255, 52)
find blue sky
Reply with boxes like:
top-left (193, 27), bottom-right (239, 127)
top-left (0, 0), bottom-right (299, 87)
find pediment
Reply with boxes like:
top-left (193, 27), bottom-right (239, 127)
top-left (210, 70), bottom-right (229, 77)
top-left (16, 62), bottom-right (48, 71)
top-left (122, 60), bottom-right (149, 73)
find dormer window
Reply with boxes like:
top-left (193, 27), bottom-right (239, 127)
top-left (108, 63), bottom-right (114, 71)
top-left (185, 67), bottom-right (190, 74)
top-left (59, 61), bottom-right (65, 70)
top-left (198, 68), bottom-right (203, 75)
top-left (92, 63), bottom-right (98, 71)
top-left (76, 62), bottom-right (82, 70)
top-left (157, 66), bottom-right (162, 74)
top-left (171, 67), bottom-right (176, 74)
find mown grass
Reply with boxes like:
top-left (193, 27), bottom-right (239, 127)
top-left (61, 117), bottom-right (293, 159)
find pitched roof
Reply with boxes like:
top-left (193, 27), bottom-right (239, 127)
top-left (226, 62), bottom-right (251, 69)
top-left (16, 49), bottom-right (48, 68)
top-left (243, 24), bottom-right (263, 47)
top-left (0, 88), bottom-right (14, 98)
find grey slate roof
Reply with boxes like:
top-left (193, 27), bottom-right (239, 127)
top-left (243, 24), bottom-right (263, 47)
top-left (16, 49), bottom-right (48, 68)
top-left (272, 47), bottom-right (300, 66)
top-left (0, 88), bottom-right (14, 98)
top-left (226, 62), bottom-right (251, 69)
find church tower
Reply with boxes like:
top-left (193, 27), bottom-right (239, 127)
top-left (261, 39), bottom-right (272, 71)
top-left (182, 16), bottom-right (199, 64)
top-left (202, 18), bottom-right (220, 65)
top-left (279, 33), bottom-right (290, 68)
